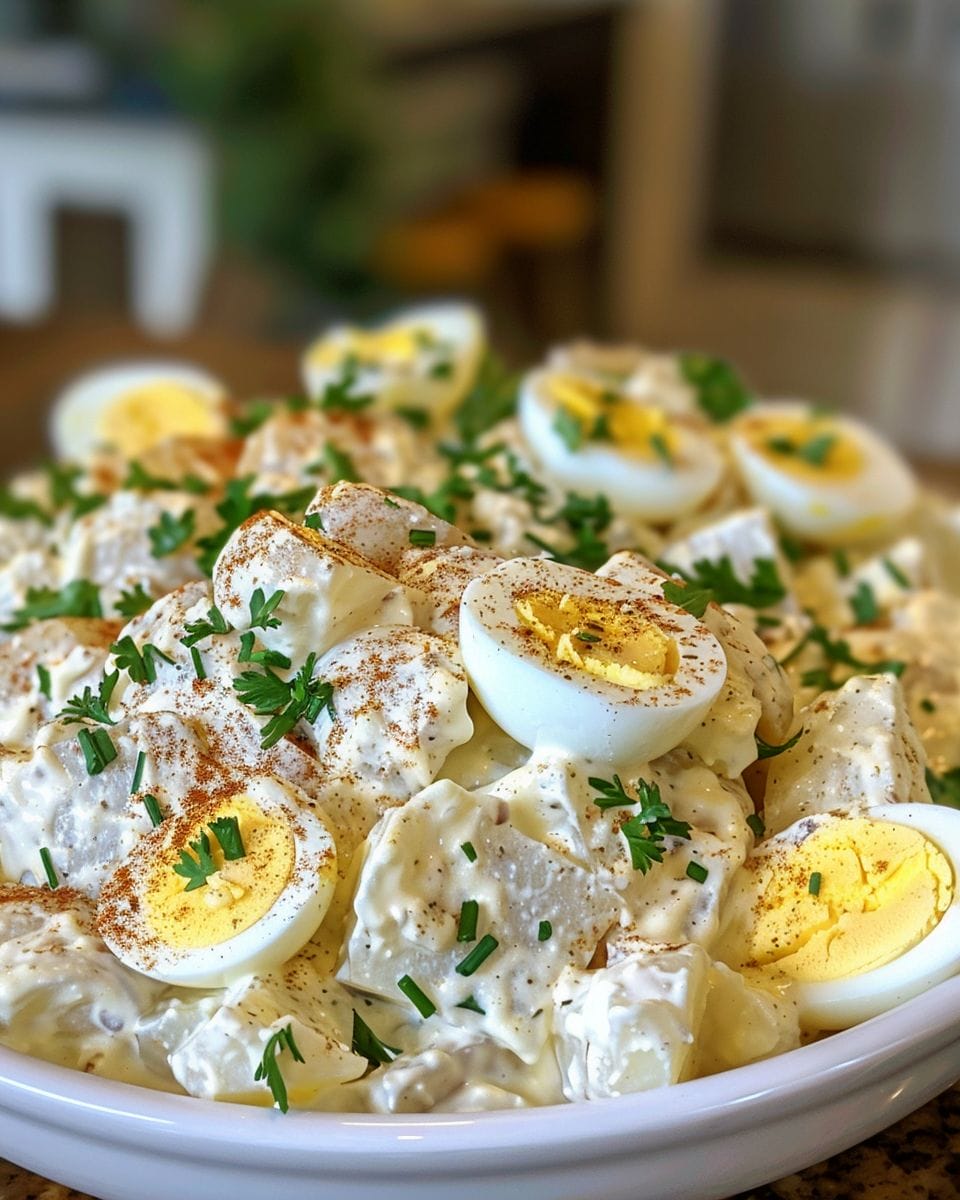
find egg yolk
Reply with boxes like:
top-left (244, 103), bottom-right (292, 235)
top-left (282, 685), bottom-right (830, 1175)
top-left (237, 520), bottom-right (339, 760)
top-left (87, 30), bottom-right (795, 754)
top-left (145, 794), bottom-right (295, 950)
top-left (739, 414), bottom-right (863, 481)
top-left (719, 817), bottom-right (953, 984)
top-left (308, 325), bottom-right (432, 368)
top-left (98, 383), bottom-right (221, 457)
top-left (515, 588), bottom-right (679, 690)
top-left (546, 375), bottom-right (679, 462)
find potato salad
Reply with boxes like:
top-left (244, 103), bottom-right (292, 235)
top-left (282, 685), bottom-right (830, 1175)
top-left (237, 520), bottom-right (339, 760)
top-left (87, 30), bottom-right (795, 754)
top-left (0, 303), bottom-right (958, 1114)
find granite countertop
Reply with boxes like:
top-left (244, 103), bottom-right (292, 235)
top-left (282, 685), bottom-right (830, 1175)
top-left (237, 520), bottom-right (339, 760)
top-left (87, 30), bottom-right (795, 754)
top-left (2, 1083), bottom-right (958, 1199)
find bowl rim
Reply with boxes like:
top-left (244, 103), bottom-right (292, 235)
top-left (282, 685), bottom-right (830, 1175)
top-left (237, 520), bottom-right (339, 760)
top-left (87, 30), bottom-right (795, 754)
top-left (1, 971), bottom-right (959, 1173)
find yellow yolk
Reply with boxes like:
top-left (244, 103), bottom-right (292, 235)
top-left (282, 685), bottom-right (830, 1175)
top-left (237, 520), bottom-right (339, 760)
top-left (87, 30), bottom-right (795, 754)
top-left (145, 794), bottom-right (295, 950)
top-left (515, 588), bottom-right (679, 690)
top-left (546, 375), bottom-right (679, 461)
top-left (721, 818), bottom-right (953, 984)
top-left (307, 325), bottom-right (428, 368)
top-left (98, 383), bottom-right (222, 457)
top-left (739, 414), bottom-right (863, 481)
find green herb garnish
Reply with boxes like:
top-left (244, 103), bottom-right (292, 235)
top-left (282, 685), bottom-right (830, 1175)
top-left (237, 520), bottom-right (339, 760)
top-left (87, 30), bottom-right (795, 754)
top-left (6, 580), bottom-right (102, 630)
top-left (460, 842), bottom-right (477, 863)
top-left (538, 920), bottom-right (553, 942)
top-left (455, 933), bottom-right (499, 977)
top-left (457, 900), bottom-right (479, 943)
top-left (76, 726), bottom-right (117, 775)
top-left (883, 558), bottom-right (911, 589)
top-left (115, 584), bottom-right (155, 618)
top-left (588, 774), bottom-right (637, 811)
top-left (130, 750), bottom-right (146, 794)
top-left (659, 555), bottom-right (786, 611)
top-left (173, 829), bottom-right (216, 891)
top-left (617, 778), bottom-right (692, 874)
top-left (455, 994), bottom-right (486, 1014)
top-left (254, 1024), bottom-right (305, 1114)
top-left (927, 766), bottom-right (960, 809)
top-left (110, 637), bottom-right (175, 685)
top-left (678, 353), bottom-right (752, 422)
top-left (850, 581), bottom-right (879, 625)
top-left (36, 664), bottom-right (51, 701)
top-left (209, 815), bottom-right (246, 861)
top-left (409, 529), bottom-right (436, 547)
top-left (248, 588), bottom-right (284, 631)
top-left (755, 727), bottom-right (804, 760)
top-left (233, 653), bottom-right (335, 749)
top-left (142, 795), bottom-right (164, 827)
top-left (59, 670), bottom-right (119, 725)
top-left (746, 813), bottom-right (765, 838)
top-left (552, 409), bottom-right (583, 451)
top-left (351, 1010), bottom-right (400, 1066)
top-left (808, 871), bottom-right (822, 896)
top-left (182, 604), bottom-right (232, 648)
top-left (190, 647), bottom-right (206, 680)
top-left (147, 509), bottom-right (195, 558)
top-left (397, 975), bottom-right (437, 1018)
top-left (39, 847), bottom-right (58, 890)
top-left (686, 861), bottom-right (709, 884)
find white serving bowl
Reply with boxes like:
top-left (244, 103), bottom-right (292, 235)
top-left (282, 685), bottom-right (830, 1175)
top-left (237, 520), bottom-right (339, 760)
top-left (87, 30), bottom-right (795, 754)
top-left (1, 973), bottom-right (959, 1200)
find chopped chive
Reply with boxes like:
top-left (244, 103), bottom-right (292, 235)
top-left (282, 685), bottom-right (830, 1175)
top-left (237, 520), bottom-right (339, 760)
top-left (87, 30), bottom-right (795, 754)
top-left (756, 614), bottom-right (782, 629)
top-left (850, 580), bottom-right (879, 625)
top-left (686, 861), bottom-right (709, 884)
top-left (142, 794), bottom-right (164, 827)
top-left (36, 663), bottom-right (51, 700)
top-left (746, 813), bottom-right (765, 838)
top-left (39, 847), bottom-right (58, 889)
top-left (455, 994), bottom-right (486, 1014)
top-left (397, 974), bottom-right (436, 1018)
top-left (552, 408), bottom-right (583, 451)
top-left (408, 529), bottom-right (437, 547)
top-left (351, 1010), bottom-right (401, 1065)
top-left (470, 528), bottom-right (493, 542)
top-left (457, 899), bottom-right (479, 943)
top-left (460, 841), bottom-right (477, 863)
top-left (809, 871), bottom-right (822, 896)
top-left (573, 629), bottom-right (601, 644)
top-left (650, 431), bottom-right (673, 466)
top-left (130, 750), bottom-right (146, 794)
top-left (883, 557), bottom-right (911, 589)
top-left (77, 727), bottom-right (117, 776)
top-left (455, 933), bottom-right (499, 977)
top-left (383, 496), bottom-right (400, 508)
top-left (537, 920), bottom-right (553, 942)
top-left (190, 646), bottom-right (206, 680)
top-left (921, 698), bottom-right (937, 714)
top-left (304, 512), bottom-right (325, 532)
top-left (832, 548), bottom-right (850, 578)
top-left (209, 815), bottom-right (246, 860)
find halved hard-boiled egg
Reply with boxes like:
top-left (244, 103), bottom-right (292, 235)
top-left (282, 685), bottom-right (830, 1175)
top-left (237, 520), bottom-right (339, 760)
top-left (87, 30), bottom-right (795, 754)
top-left (458, 556), bottom-right (727, 763)
top-left (715, 804), bottom-right (960, 1029)
top-left (50, 361), bottom-right (229, 462)
top-left (96, 775), bottom-right (337, 988)
top-left (728, 401), bottom-right (917, 544)
top-left (518, 369), bottom-right (724, 520)
top-left (301, 301), bottom-right (485, 423)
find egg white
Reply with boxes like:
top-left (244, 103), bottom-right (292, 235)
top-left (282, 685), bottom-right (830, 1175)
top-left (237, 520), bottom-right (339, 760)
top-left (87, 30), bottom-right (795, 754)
top-left (458, 556), bottom-right (727, 763)
top-left (790, 803), bottom-right (960, 1030)
top-left (728, 401), bottom-right (917, 544)
top-left (301, 301), bottom-right (485, 422)
top-left (518, 369), bottom-right (723, 520)
top-left (96, 775), bottom-right (337, 988)
top-left (50, 361), bottom-right (228, 462)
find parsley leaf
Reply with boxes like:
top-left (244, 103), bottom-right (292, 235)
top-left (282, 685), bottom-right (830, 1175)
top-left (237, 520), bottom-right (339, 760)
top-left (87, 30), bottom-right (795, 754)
top-left (44, 462), bottom-right (107, 518)
top-left (182, 604), bottom-right (232, 648)
top-left (147, 509), bottom-right (195, 558)
top-left (318, 360), bottom-right (374, 412)
top-left (254, 1024), bottom-right (305, 1113)
top-left (230, 400), bottom-right (274, 438)
top-left (59, 670), bottom-right (119, 726)
top-left (248, 588), bottom-right (284, 631)
top-left (0, 487), bottom-right (51, 525)
top-left (618, 778), bottom-right (692, 873)
top-left (233, 653), bottom-right (335, 749)
top-left (194, 477), bottom-right (315, 576)
top-left (662, 578), bottom-right (712, 618)
top-left (114, 584), bottom-right (155, 617)
top-left (659, 555), bottom-right (786, 610)
top-left (6, 580), bottom-right (102, 630)
top-left (173, 829), bottom-right (217, 891)
top-left (110, 636), bottom-right (175, 685)
top-left (588, 774), bottom-right (637, 811)
top-left (454, 353), bottom-right (519, 442)
top-left (237, 631), bottom-right (292, 668)
top-left (780, 623), bottom-right (906, 690)
top-left (678, 353), bottom-right (752, 422)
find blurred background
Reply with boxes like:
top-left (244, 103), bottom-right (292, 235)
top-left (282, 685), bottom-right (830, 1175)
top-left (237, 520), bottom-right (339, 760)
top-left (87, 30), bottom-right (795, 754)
top-left (0, 0), bottom-right (958, 473)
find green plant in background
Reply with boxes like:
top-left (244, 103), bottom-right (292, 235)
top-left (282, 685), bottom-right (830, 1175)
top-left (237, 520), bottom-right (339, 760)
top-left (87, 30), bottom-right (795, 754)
top-left (86, 0), bottom-right (391, 298)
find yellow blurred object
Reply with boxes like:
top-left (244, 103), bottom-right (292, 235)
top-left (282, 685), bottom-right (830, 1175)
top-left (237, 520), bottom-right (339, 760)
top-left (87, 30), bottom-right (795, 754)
top-left (374, 212), bottom-right (499, 289)
top-left (464, 170), bottom-right (597, 248)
